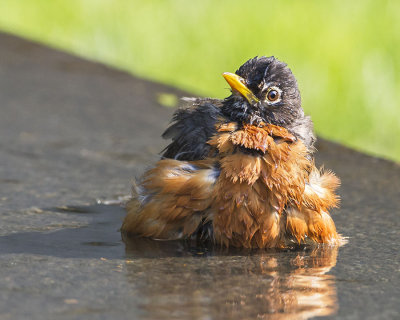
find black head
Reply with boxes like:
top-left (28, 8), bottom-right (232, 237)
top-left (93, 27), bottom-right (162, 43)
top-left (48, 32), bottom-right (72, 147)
top-left (222, 56), bottom-right (303, 127)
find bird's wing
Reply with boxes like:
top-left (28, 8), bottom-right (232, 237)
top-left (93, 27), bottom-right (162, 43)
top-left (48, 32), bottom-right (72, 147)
top-left (161, 98), bottom-right (223, 161)
top-left (121, 159), bottom-right (218, 240)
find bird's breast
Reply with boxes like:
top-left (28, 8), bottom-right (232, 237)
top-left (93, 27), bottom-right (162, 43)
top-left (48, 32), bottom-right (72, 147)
top-left (208, 122), bottom-right (312, 247)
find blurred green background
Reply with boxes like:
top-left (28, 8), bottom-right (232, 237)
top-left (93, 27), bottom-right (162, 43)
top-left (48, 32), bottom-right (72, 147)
top-left (1, 0), bottom-right (399, 161)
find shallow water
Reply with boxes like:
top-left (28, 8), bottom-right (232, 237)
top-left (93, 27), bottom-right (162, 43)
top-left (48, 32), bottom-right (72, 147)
top-left (0, 204), bottom-right (340, 319)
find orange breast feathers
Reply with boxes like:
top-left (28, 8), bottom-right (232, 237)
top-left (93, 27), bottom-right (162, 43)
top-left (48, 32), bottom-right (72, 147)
top-left (121, 122), bottom-right (342, 248)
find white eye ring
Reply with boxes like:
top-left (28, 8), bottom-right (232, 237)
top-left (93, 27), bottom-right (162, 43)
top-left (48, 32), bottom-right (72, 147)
top-left (265, 86), bottom-right (282, 104)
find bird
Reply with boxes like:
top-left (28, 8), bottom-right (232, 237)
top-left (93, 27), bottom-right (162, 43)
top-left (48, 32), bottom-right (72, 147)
top-left (121, 56), bottom-right (342, 249)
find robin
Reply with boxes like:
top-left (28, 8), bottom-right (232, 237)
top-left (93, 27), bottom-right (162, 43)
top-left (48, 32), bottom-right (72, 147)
top-left (121, 56), bottom-right (342, 248)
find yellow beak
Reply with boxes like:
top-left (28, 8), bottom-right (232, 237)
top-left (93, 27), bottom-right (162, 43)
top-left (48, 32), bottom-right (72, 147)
top-left (222, 72), bottom-right (259, 104)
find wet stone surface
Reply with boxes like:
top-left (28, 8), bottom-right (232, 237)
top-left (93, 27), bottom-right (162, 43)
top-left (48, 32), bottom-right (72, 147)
top-left (0, 32), bottom-right (399, 320)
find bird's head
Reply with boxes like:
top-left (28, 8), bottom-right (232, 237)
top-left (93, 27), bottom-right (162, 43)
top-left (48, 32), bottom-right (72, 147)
top-left (222, 56), bottom-right (303, 128)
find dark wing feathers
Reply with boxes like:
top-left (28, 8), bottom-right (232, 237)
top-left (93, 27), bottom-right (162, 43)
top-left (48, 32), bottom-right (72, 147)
top-left (162, 98), bottom-right (223, 161)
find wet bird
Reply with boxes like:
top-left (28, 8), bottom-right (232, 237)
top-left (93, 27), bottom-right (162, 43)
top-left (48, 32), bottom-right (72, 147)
top-left (121, 56), bottom-right (342, 248)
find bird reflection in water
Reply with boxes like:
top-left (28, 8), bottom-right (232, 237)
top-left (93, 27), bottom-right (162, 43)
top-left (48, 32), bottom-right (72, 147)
top-left (123, 238), bottom-right (338, 319)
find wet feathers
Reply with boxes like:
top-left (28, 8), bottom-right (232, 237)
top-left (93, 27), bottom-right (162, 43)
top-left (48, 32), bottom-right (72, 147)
top-left (122, 56), bottom-right (342, 248)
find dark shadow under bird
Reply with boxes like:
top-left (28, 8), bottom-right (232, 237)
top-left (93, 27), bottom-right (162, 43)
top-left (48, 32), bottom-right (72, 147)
top-left (121, 56), bottom-right (342, 248)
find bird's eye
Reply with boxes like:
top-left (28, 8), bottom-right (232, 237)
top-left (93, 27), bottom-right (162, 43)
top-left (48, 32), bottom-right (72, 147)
top-left (267, 90), bottom-right (278, 101)
top-left (265, 86), bottom-right (282, 103)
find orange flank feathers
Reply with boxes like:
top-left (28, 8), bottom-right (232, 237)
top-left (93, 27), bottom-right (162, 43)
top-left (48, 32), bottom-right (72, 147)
top-left (123, 160), bottom-right (216, 240)
top-left (122, 122), bottom-right (342, 248)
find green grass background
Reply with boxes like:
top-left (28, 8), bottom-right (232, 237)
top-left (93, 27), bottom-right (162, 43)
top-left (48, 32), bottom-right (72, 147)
top-left (1, 0), bottom-right (399, 161)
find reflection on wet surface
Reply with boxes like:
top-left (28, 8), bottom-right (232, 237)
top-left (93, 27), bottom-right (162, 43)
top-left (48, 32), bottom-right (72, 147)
top-left (124, 237), bottom-right (339, 319)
